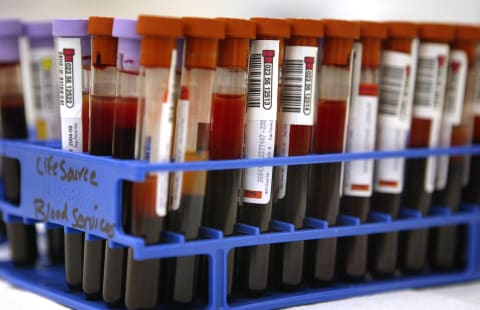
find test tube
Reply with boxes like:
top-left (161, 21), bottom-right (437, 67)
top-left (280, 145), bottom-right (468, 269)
top-left (370, 22), bottom-right (418, 276)
top-left (463, 27), bottom-right (480, 204)
top-left (431, 25), bottom-right (477, 269)
top-left (338, 21), bottom-right (386, 279)
top-left (305, 20), bottom-right (360, 284)
top-left (0, 18), bottom-right (38, 267)
top-left (83, 16), bottom-right (117, 299)
top-left (102, 18), bottom-right (141, 307)
top-left (202, 18), bottom-right (255, 296)
top-left (237, 17), bottom-right (290, 295)
top-left (401, 24), bottom-right (454, 273)
top-left (24, 21), bottom-right (64, 265)
top-left (124, 16), bottom-right (182, 309)
top-left (271, 19), bottom-right (323, 289)
top-left (166, 17), bottom-right (225, 304)
top-left (52, 18), bottom-right (91, 290)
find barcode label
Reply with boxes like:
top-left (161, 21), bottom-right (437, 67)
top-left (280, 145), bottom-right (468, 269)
top-left (414, 58), bottom-right (437, 107)
top-left (375, 49), bottom-right (415, 194)
top-left (242, 39), bottom-right (280, 204)
top-left (379, 51), bottom-right (410, 123)
top-left (281, 59), bottom-right (303, 112)
top-left (443, 50), bottom-right (467, 125)
top-left (413, 43), bottom-right (449, 120)
top-left (379, 65), bottom-right (405, 115)
top-left (279, 46), bottom-right (317, 125)
top-left (56, 37), bottom-right (84, 152)
top-left (246, 40), bottom-right (279, 121)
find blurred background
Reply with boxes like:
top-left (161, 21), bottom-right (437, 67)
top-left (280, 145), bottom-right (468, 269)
top-left (0, 0), bottom-right (479, 23)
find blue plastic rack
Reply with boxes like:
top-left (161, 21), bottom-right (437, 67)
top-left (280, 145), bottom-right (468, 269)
top-left (0, 139), bottom-right (480, 309)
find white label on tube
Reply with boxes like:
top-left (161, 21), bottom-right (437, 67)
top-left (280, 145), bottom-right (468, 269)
top-left (152, 49), bottom-right (177, 216)
top-left (443, 50), bottom-right (467, 126)
top-left (405, 38), bottom-right (420, 130)
top-left (435, 50), bottom-right (468, 191)
top-left (374, 51), bottom-right (411, 193)
top-left (57, 37), bottom-right (83, 152)
top-left (473, 44), bottom-right (480, 115)
top-left (340, 42), bottom-right (363, 197)
top-left (246, 40), bottom-right (279, 121)
top-left (435, 124), bottom-right (453, 191)
top-left (274, 123), bottom-right (290, 199)
top-left (242, 120), bottom-right (276, 204)
top-left (171, 96), bottom-right (188, 211)
top-left (413, 42), bottom-right (449, 193)
top-left (413, 43), bottom-right (449, 119)
top-left (343, 87), bottom-right (378, 197)
top-left (242, 39), bottom-right (279, 204)
top-left (31, 47), bottom-right (60, 140)
top-left (280, 46), bottom-right (317, 125)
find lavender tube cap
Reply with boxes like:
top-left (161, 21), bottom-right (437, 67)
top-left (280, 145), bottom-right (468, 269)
top-left (113, 18), bottom-right (141, 72)
top-left (23, 21), bottom-right (54, 48)
top-left (0, 19), bottom-right (22, 63)
top-left (53, 19), bottom-right (91, 58)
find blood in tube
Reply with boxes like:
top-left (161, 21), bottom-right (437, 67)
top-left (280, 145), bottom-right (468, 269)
top-left (304, 20), bottom-right (360, 285)
top-left (124, 16), bottom-right (182, 310)
top-left (338, 22), bottom-right (386, 280)
top-left (270, 19), bottom-right (323, 290)
top-left (102, 18), bottom-right (142, 307)
top-left (236, 17), bottom-right (290, 296)
top-left (53, 18), bottom-right (91, 290)
top-left (370, 22), bottom-right (418, 276)
top-left (89, 94), bottom-right (115, 155)
top-left (83, 16), bottom-right (117, 300)
top-left (0, 20), bottom-right (38, 267)
top-left (202, 18), bottom-right (255, 297)
top-left (112, 96), bottom-right (138, 158)
top-left (25, 21), bottom-right (64, 264)
top-left (431, 25), bottom-right (477, 270)
top-left (400, 24), bottom-right (454, 273)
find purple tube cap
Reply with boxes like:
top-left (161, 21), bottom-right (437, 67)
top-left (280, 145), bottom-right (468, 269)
top-left (0, 19), bottom-right (22, 38)
top-left (112, 18), bottom-right (140, 40)
top-left (23, 21), bottom-right (52, 38)
top-left (52, 18), bottom-right (88, 37)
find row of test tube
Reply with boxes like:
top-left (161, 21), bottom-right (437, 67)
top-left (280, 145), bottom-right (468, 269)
top-left (0, 16), bottom-right (480, 309)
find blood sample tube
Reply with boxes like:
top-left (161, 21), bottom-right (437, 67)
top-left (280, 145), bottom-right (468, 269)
top-left (202, 18), bottom-right (255, 296)
top-left (464, 27), bottom-right (480, 204)
top-left (271, 19), bottom-right (323, 289)
top-left (0, 19), bottom-right (38, 267)
top-left (337, 22), bottom-right (386, 279)
top-left (237, 17), bottom-right (290, 295)
top-left (83, 16), bottom-right (117, 299)
top-left (124, 16), bottom-right (182, 309)
top-left (431, 25), bottom-right (477, 269)
top-left (305, 20), bottom-right (360, 285)
top-left (166, 17), bottom-right (225, 305)
top-left (23, 21), bottom-right (64, 265)
top-left (401, 24), bottom-right (454, 273)
top-left (102, 18), bottom-right (141, 307)
top-left (52, 18), bottom-right (91, 290)
top-left (370, 22), bottom-right (419, 276)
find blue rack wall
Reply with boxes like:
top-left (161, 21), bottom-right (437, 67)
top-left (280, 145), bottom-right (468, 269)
top-left (0, 139), bottom-right (480, 309)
